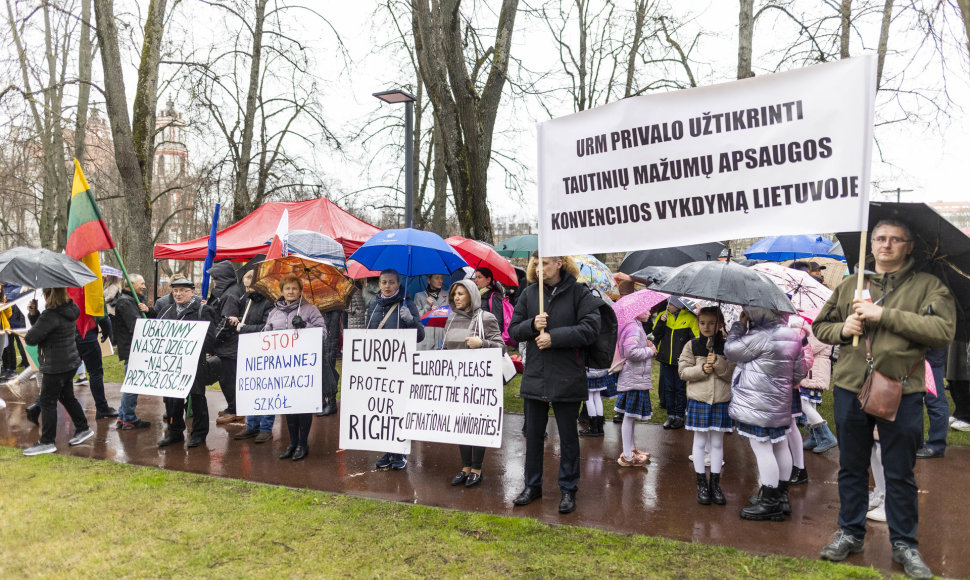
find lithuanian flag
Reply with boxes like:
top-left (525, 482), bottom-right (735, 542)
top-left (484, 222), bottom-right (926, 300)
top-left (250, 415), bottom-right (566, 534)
top-left (65, 159), bottom-right (116, 336)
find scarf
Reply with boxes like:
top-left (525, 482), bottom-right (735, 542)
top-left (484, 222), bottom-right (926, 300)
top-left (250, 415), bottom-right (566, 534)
top-left (426, 284), bottom-right (441, 300)
top-left (376, 286), bottom-right (405, 308)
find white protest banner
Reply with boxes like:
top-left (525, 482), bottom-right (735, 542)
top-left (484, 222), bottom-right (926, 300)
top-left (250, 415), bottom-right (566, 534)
top-left (538, 56), bottom-right (876, 256)
top-left (402, 348), bottom-right (504, 448)
top-left (235, 327), bottom-right (323, 415)
top-left (339, 329), bottom-right (415, 454)
top-left (121, 318), bottom-right (209, 398)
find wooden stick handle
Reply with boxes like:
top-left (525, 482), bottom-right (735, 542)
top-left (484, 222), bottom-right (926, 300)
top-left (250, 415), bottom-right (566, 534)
top-left (852, 232), bottom-right (868, 347)
top-left (537, 252), bottom-right (545, 335)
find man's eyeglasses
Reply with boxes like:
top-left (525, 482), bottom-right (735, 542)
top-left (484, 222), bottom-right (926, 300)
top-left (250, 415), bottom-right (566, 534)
top-left (871, 236), bottom-right (910, 245)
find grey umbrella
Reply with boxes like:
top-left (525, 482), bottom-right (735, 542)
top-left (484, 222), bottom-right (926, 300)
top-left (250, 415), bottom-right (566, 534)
top-left (0, 247), bottom-right (98, 288)
top-left (655, 260), bottom-right (796, 314)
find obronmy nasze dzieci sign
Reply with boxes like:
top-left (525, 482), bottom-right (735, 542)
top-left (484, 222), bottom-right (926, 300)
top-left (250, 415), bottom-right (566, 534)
top-left (537, 56), bottom-right (876, 256)
top-left (121, 318), bottom-right (209, 398)
top-left (235, 327), bottom-right (323, 415)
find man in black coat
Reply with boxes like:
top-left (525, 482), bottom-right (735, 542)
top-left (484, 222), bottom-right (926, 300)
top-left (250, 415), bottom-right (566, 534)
top-left (508, 255), bottom-right (602, 515)
top-left (75, 317), bottom-right (117, 419)
top-left (156, 278), bottom-right (216, 449)
top-left (112, 274), bottom-right (154, 430)
top-left (206, 261), bottom-right (245, 423)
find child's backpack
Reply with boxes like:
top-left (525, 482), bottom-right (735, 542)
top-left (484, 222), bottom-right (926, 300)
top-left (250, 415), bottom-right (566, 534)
top-left (489, 293), bottom-right (517, 346)
top-left (574, 286), bottom-right (618, 369)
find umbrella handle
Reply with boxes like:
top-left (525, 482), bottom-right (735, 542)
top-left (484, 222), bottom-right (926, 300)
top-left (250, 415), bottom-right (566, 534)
top-left (852, 232), bottom-right (867, 348)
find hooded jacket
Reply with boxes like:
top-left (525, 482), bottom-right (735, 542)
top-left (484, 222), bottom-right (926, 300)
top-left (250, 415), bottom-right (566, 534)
top-left (509, 260), bottom-right (602, 403)
top-left (725, 307), bottom-right (807, 428)
top-left (653, 306), bottom-right (699, 365)
top-left (110, 288), bottom-right (154, 362)
top-left (800, 333), bottom-right (833, 391)
top-left (813, 257), bottom-right (955, 395)
top-left (207, 261), bottom-right (244, 358)
top-left (441, 279), bottom-right (504, 352)
top-left (615, 320), bottom-right (657, 392)
top-left (364, 286), bottom-right (425, 343)
top-left (26, 300), bottom-right (81, 374)
top-left (679, 333), bottom-right (735, 405)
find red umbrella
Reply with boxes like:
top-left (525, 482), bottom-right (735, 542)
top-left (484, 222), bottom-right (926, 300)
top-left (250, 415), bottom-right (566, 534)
top-left (346, 259), bottom-right (381, 279)
top-left (444, 236), bottom-right (518, 287)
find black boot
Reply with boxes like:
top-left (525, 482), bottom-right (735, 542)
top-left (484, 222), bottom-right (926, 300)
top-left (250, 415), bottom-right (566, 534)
top-left (778, 480), bottom-right (791, 516)
top-left (597, 416), bottom-right (606, 436)
top-left (710, 473), bottom-right (726, 505)
top-left (612, 412), bottom-right (624, 424)
top-left (591, 416), bottom-right (604, 437)
top-left (790, 466), bottom-right (808, 485)
top-left (740, 485), bottom-right (784, 521)
top-left (696, 473), bottom-right (712, 505)
top-left (579, 416), bottom-right (596, 437)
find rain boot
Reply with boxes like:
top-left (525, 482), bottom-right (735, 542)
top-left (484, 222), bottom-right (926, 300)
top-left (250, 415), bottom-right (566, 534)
top-left (813, 422), bottom-right (838, 454)
top-left (778, 480), bottom-right (791, 516)
top-left (710, 473), bottom-right (726, 505)
top-left (594, 416), bottom-right (605, 437)
top-left (790, 466), bottom-right (808, 485)
top-left (803, 425), bottom-right (818, 451)
top-left (696, 473), bottom-right (712, 505)
top-left (740, 485), bottom-right (784, 521)
top-left (579, 416), bottom-right (597, 437)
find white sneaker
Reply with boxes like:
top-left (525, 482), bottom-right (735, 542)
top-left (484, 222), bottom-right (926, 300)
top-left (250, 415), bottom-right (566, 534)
top-left (868, 490), bottom-right (885, 510)
top-left (68, 428), bottom-right (94, 446)
top-left (23, 442), bottom-right (56, 456)
top-left (867, 503), bottom-right (887, 522)
top-left (950, 418), bottom-right (970, 432)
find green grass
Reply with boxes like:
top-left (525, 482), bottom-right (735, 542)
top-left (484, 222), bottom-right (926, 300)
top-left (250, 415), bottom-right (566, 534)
top-left (0, 446), bottom-right (883, 579)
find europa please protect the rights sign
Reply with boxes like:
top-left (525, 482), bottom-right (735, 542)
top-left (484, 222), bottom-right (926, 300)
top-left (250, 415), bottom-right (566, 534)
top-left (537, 56), bottom-right (877, 256)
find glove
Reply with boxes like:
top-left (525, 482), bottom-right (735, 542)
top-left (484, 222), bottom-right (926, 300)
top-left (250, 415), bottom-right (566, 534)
top-left (100, 329), bottom-right (110, 343)
top-left (398, 307), bottom-right (413, 325)
top-left (291, 314), bottom-right (307, 329)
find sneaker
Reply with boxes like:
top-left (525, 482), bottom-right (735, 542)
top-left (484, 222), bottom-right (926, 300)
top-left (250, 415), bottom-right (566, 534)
top-left (96, 407), bottom-right (119, 419)
top-left (868, 490), bottom-right (885, 510)
top-left (391, 454), bottom-right (408, 470)
top-left (216, 414), bottom-right (242, 425)
top-left (74, 376), bottom-right (88, 385)
top-left (866, 504), bottom-right (886, 522)
top-left (68, 428), bottom-right (94, 446)
top-left (820, 530), bottom-right (864, 562)
top-left (376, 453), bottom-right (394, 469)
top-left (23, 442), bottom-right (56, 456)
top-left (891, 541), bottom-right (933, 580)
top-left (950, 418), bottom-right (970, 432)
top-left (120, 420), bottom-right (151, 430)
top-left (254, 432), bottom-right (273, 444)
top-left (234, 428), bottom-right (260, 440)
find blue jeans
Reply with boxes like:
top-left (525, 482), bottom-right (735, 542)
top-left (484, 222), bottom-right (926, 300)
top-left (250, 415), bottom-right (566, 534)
top-left (118, 361), bottom-right (139, 423)
top-left (833, 386), bottom-right (923, 547)
top-left (246, 414), bottom-right (276, 433)
top-left (921, 364), bottom-right (948, 454)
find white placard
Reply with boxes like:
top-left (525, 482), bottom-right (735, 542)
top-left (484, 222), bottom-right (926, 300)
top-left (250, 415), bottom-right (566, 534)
top-left (537, 57), bottom-right (876, 256)
top-left (339, 329), bottom-right (415, 454)
top-left (235, 327), bottom-right (323, 415)
top-left (402, 348), bottom-right (504, 448)
top-left (121, 318), bottom-right (209, 398)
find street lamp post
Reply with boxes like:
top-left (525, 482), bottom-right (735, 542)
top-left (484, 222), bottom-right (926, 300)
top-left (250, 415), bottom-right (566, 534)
top-left (373, 89), bottom-right (417, 227)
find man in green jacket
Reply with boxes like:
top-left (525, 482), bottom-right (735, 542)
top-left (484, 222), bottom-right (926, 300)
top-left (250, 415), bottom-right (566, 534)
top-left (813, 219), bottom-right (955, 580)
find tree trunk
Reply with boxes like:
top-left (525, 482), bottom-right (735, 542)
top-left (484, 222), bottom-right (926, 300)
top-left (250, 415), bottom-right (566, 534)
top-left (93, 0), bottom-right (166, 290)
top-left (73, 0), bottom-right (93, 165)
top-left (839, 0), bottom-right (852, 59)
top-left (233, 0), bottom-right (268, 223)
top-left (874, 0), bottom-right (893, 87)
top-left (958, 0), bottom-right (970, 68)
top-left (431, 123), bottom-right (448, 235)
top-left (737, 0), bottom-right (754, 79)
top-left (624, 1), bottom-right (648, 97)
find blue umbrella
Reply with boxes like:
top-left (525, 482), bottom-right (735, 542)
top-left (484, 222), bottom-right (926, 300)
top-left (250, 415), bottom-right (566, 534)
top-left (405, 267), bottom-right (470, 299)
top-left (349, 228), bottom-right (467, 277)
top-left (743, 235), bottom-right (844, 261)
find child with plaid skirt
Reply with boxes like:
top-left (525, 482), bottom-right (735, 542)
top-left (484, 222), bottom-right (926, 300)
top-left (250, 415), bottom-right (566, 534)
top-left (614, 313), bottom-right (657, 467)
top-left (679, 306), bottom-right (735, 505)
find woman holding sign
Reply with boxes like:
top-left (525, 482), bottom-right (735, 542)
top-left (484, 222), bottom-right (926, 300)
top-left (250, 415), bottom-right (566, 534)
top-left (441, 279), bottom-right (505, 488)
top-left (264, 274), bottom-right (326, 461)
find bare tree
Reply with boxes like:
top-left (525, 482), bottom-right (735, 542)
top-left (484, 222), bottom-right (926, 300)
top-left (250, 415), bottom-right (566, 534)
top-left (738, 0), bottom-right (755, 78)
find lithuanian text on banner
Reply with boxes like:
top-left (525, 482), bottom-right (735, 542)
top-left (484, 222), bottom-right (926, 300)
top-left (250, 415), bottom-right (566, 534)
top-left (236, 327), bottom-right (323, 415)
top-left (537, 56), bottom-right (876, 256)
top-left (121, 318), bottom-right (209, 398)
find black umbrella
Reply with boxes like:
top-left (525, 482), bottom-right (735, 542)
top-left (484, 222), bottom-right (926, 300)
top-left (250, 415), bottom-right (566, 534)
top-left (0, 247), bottom-right (98, 288)
top-left (618, 242), bottom-right (726, 274)
top-left (655, 260), bottom-right (797, 314)
top-left (836, 202), bottom-right (970, 341)
top-left (630, 265), bottom-right (674, 287)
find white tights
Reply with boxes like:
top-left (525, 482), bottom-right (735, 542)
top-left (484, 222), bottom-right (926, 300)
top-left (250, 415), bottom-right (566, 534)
top-left (692, 431), bottom-right (724, 474)
top-left (748, 438), bottom-right (792, 488)
top-left (801, 397), bottom-right (825, 426)
top-left (621, 414), bottom-right (637, 458)
top-left (787, 417), bottom-right (804, 469)
top-left (871, 442), bottom-right (885, 495)
top-left (586, 390), bottom-right (603, 417)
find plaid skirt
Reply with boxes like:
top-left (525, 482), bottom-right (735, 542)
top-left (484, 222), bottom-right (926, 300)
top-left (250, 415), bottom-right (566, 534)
top-left (800, 387), bottom-right (823, 406)
top-left (791, 392), bottom-right (802, 418)
top-left (588, 372), bottom-right (619, 397)
top-left (736, 421), bottom-right (790, 443)
top-left (615, 390), bottom-right (652, 420)
top-left (686, 400), bottom-right (733, 432)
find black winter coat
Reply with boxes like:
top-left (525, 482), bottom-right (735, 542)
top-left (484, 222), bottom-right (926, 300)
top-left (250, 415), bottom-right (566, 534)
top-left (509, 273), bottom-right (602, 402)
top-left (111, 289), bottom-right (153, 362)
top-left (237, 291), bottom-right (272, 334)
top-left (156, 296), bottom-right (216, 394)
top-left (364, 289), bottom-right (425, 343)
top-left (207, 261), bottom-right (244, 358)
top-left (26, 301), bottom-right (82, 374)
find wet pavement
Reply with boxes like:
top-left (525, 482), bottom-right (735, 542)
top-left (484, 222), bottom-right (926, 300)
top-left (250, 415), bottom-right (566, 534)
top-left (2, 382), bottom-right (969, 578)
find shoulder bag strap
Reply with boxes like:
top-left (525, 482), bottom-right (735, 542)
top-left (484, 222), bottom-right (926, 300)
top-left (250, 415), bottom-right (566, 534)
top-left (377, 303), bottom-right (398, 330)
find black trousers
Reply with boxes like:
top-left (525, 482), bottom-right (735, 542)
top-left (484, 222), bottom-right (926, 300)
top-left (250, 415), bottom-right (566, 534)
top-left (164, 392), bottom-right (209, 440)
top-left (834, 386), bottom-right (923, 547)
top-left (459, 445), bottom-right (486, 470)
top-left (286, 413), bottom-right (313, 447)
top-left (39, 370), bottom-right (88, 444)
top-left (523, 398), bottom-right (581, 492)
top-left (219, 357), bottom-right (237, 413)
top-left (949, 380), bottom-right (970, 422)
top-left (77, 339), bottom-right (110, 411)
